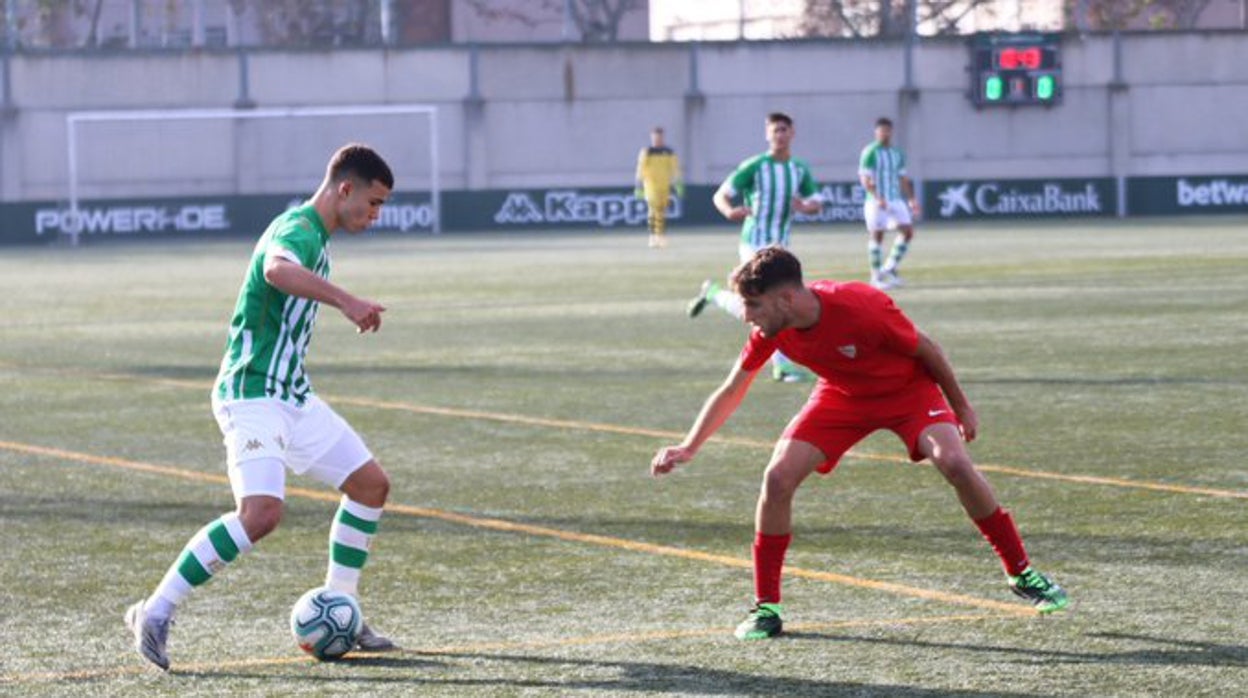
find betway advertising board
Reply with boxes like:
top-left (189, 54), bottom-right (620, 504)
top-left (924, 178), bottom-right (1117, 220)
top-left (1127, 175), bottom-right (1248, 215)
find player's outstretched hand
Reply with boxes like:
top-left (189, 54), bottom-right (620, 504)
top-left (955, 403), bottom-right (978, 442)
top-left (341, 295), bottom-right (387, 334)
top-left (908, 197), bottom-right (923, 218)
top-left (792, 196), bottom-right (821, 215)
top-left (651, 445), bottom-right (695, 477)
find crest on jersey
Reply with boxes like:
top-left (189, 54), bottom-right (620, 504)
top-left (838, 344), bottom-right (857, 359)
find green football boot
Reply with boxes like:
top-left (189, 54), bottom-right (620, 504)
top-left (734, 602), bottom-right (783, 640)
top-left (1008, 567), bottom-right (1069, 613)
top-left (687, 279), bottom-right (716, 318)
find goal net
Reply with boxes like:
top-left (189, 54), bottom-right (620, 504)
top-left (59, 104), bottom-right (439, 245)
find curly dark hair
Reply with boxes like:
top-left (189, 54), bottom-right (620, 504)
top-left (730, 246), bottom-right (804, 298)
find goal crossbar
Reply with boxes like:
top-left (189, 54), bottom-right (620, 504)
top-left (65, 104), bottom-right (440, 243)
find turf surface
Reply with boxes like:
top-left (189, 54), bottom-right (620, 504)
top-left (1, 218), bottom-right (1245, 696)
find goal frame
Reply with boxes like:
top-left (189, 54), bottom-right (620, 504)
top-left (65, 104), bottom-right (440, 245)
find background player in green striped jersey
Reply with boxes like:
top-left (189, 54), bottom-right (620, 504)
top-left (859, 117), bottom-right (921, 290)
top-left (125, 144), bottom-right (397, 671)
top-left (687, 112), bottom-right (823, 382)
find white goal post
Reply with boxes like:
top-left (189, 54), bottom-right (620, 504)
top-left (65, 104), bottom-right (440, 245)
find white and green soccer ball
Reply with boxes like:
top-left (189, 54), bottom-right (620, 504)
top-left (290, 587), bottom-right (362, 660)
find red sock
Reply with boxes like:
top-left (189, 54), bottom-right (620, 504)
top-left (973, 508), bottom-right (1030, 577)
top-left (752, 532), bottom-right (791, 604)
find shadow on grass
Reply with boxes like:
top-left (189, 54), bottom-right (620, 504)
top-left (501, 516), bottom-right (1246, 570)
top-left (965, 375), bottom-right (1241, 387)
top-left (122, 361), bottom-right (716, 383)
top-left (783, 630), bottom-right (1247, 669)
top-left (183, 651), bottom-right (1034, 697)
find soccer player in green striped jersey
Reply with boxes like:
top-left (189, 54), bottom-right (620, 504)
top-left (687, 112), bottom-right (822, 382)
top-left (859, 117), bottom-right (921, 290)
top-left (125, 144), bottom-right (397, 671)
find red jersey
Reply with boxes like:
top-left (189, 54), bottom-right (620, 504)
top-left (739, 280), bottom-right (922, 398)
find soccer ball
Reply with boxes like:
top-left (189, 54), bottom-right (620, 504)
top-left (290, 587), bottom-right (362, 660)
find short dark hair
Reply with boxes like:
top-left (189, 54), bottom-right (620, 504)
top-left (327, 143), bottom-right (394, 190)
top-left (767, 112), bottom-right (793, 127)
top-left (731, 246), bottom-right (804, 298)
top-left (875, 117), bottom-right (893, 128)
top-left (651, 126), bottom-right (664, 135)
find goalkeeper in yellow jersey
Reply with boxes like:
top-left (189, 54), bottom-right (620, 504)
top-left (635, 127), bottom-right (684, 248)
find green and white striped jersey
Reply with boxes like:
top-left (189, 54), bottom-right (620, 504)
top-left (214, 204), bottom-right (330, 406)
top-left (722, 153), bottom-right (818, 249)
top-left (858, 142), bottom-right (908, 202)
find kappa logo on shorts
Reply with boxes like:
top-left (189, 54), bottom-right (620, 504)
top-left (838, 344), bottom-right (857, 359)
top-left (275, 435), bottom-right (286, 450)
top-left (243, 438), bottom-right (263, 452)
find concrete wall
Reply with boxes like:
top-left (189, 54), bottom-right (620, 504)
top-left (1, 32), bottom-right (1246, 202)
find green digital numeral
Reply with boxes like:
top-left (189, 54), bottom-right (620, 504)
top-left (1036, 75), bottom-right (1055, 100)
top-left (985, 75), bottom-right (1003, 101)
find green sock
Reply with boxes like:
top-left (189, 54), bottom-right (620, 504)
top-left (885, 235), bottom-right (909, 271)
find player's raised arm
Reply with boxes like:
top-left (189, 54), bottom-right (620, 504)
top-left (913, 329), bottom-right (977, 441)
top-left (651, 360), bottom-right (761, 477)
top-left (264, 256), bottom-right (386, 333)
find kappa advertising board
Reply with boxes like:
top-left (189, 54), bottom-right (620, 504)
top-left (473, 187), bottom-right (691, 229)
top-left (925, 178), bottom-right (1117, 220)
top-left (1127, 175), bottom-right (1248, 216)
top-left (459, 183), bottom-right (866, 231)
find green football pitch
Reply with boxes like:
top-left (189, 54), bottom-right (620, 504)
top-left (1, 218), bottom-right (1245, 696)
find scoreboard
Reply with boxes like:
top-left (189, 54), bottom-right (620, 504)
top-left (969, 33), bottom-right (1062, 107)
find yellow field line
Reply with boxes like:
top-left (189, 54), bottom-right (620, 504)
top-left (9, 366), bottom-right (1247, 500)
top-left (0, 439), bottom-right (1034, 621)
top-left (0, 612), bottom-right (1009, 684)
top-left (328, 394), bottom-right (1248, 500)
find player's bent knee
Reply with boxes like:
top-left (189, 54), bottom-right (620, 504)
top-left (341, 460), bottom-right (389, 507)
top-left (237, 496), bottom-right (283, 541)
top-left (371, 468), bottom-right (391, 503)
top-left (761, 466), bottom-right (802, 500)
top-left (932, 453), bottom-right (975, 485)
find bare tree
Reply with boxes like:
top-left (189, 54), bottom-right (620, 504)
top-left (1148, 0), bottom-right (1215, 28)
top-left (465, 0), bottom-right (643, 42)
top-left (567, 0), bottom-right (642, 41)
top-left (1069, 0), bottom-right (1153, 30)
top-left (20, 0), bottom-right (90, 48)
top-left (238, 0), bottom-right (379, 47)
top-left (795, 0), bottom-right (904, 38)
top-left (795, 0), bottom-right (997, 38)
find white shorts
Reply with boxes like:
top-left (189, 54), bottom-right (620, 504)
top-left (864, 200), bottom-right (914, 232)
top-left (212, 395), bottom-right (373, 500)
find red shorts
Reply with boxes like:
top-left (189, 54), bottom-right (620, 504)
top-left (782, 378), bottom-right (959, 474)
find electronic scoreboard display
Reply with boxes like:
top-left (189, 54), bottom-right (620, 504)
top-left (969, 33), bottom-right (1061, 107)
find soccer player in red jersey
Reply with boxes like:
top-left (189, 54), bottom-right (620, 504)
top-left (651, 246), bottom-right (1068, 640)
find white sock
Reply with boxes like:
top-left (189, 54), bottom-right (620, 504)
top-left (147, 512), bottom-right (253, 620)
top-left (712, 289), bottom-right (744, 319)
top-left (326, 497), bottom-right (384, 597)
